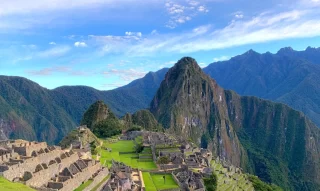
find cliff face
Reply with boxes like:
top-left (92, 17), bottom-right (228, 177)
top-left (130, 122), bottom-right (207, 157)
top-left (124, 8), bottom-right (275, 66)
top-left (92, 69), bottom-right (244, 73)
top-left (150, 57), bottom-right (320, 190)
top-left (150, 57), bottom-right (244, 166)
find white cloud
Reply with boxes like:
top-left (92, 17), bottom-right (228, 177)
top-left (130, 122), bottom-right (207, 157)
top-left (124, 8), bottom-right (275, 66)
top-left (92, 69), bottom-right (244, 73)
top-left (213, 56), bottom-right (230, 62)
top-left (49, 42), bottom-right (56, 45)
top-left (165, 0), bottom-right (209, 28)
top-left (198, 6), bottom-right (209, 12)
top-left (151, 30), bottom-right (158, 35)
top-left (74, 41), bottom-right (87, 47)
top-left (37, 46), bottom-right (71, 58)
top-left (125, 9), bottom-right (320, 55)
top-left (0, 0), bottom-right (143, 16)
top-left (102, 68), bottom-right (147, 81)
top-left (125, 31), bottom-right (142, 38)
top-left (234, 11), bottom-right (244, 19)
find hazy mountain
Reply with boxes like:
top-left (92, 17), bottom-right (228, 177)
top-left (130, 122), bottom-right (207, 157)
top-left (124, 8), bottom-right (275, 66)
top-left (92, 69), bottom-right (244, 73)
top-left (0, 69), bottom-right (168, 143)
top-left (150, 57), bottom-right (320, 190)
top-left (1, 47), bottom-right (320, 144)
top-left (0, 76), bottom-right (76, 144)
top-left (203, 47), bottom-right (320, 127)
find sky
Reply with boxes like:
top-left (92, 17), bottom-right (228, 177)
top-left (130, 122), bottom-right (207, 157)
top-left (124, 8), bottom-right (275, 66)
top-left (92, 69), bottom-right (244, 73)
top-left (1, 0), bottom-right (320, 90)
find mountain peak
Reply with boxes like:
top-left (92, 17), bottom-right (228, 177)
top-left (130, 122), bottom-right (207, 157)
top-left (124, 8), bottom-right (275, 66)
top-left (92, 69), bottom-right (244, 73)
top-left (306, 46), bottom-right (320, 52)
top-left (245, 49), bottom-right (258, 55)
top-left (80, 100), bottom-right (115, 129)
top-left (277, 46), bottom-right (295, 54)
top-left (175, 57), bottom-right (199, 68)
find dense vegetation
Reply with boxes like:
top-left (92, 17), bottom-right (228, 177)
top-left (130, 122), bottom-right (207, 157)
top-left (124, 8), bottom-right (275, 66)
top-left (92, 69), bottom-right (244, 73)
top-left (203, 173), bottom-right (218, 191)
top-left (80, 101), bottom-right (123, 138)
top-left (150, 57), bottom-right (320, 190)
top-left (248, 175), bottom-right (283, 191)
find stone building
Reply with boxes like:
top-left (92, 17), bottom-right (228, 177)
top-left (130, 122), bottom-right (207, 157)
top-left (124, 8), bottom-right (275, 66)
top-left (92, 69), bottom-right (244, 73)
top-left (0, 139), bottom-right (108, 191)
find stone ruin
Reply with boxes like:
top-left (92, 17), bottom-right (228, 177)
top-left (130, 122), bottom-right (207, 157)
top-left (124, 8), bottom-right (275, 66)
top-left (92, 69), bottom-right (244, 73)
top-left (173, 167), bottom-right (205, 191)
top-left (103, 160), bottom-right (143, 191)
top-left (0, 139), bottom-right (108, 191)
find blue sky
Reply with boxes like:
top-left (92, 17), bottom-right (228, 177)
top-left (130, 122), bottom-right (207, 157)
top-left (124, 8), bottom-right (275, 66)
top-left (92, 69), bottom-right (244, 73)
top-left (1, 0), bottom-right (320, 90)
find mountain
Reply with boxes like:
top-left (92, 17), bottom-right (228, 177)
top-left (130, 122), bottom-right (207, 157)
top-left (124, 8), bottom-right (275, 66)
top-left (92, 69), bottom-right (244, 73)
top-left (203, 47), bottom-right (320, 128)
top-left (53, 67), bottom-right (169, 120)
top-left (0, 69), bottom-right (167, 143)
top-left (0, 76), bottom-right (76, 144)
top-left (276, 46), bottom-right (320, 64)
top-left (80, 101), bottom-right (122, 138)
top-left (150, 57), bottom-right (320, 190)
top-left (80, 100), bottom-right (114, 129)
top-left (130, 110), bottom-right (163, 131)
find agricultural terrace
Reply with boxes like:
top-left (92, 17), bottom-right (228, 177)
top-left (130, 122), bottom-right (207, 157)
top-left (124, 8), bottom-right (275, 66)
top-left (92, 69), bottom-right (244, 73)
top-left (97, 136), bottom-right (157, 170)
top-left (142, 172), bottom-right (179, 191)
top-left (211, 160), bottom-right (254, 191)
top-left (0, 177), bottom-right (35, 191)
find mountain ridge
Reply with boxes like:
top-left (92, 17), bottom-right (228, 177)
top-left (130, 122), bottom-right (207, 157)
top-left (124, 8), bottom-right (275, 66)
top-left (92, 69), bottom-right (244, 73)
top-left (150, 57), bottom-right (320, 190)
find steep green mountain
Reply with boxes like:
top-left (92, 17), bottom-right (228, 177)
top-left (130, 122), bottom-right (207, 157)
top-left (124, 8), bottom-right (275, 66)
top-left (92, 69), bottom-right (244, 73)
top-left (0, 69), bottom-right (167, 143)
top-left (150, 57), bottom-right (320, 190)
top-left (203, 48), bottom-right (320, 128)
top-left (2, 47), bottom-right (320, 145)
top-left (0, 76), bottom-right (76, 144)
top-left (130, 110), bottom-right (163, 131)
top-left (80, 100), bottom-right (114, 129)
top-left (53, 68), bottom-right (169, 119)
top-left (80, 101), bottom-right (123, 138)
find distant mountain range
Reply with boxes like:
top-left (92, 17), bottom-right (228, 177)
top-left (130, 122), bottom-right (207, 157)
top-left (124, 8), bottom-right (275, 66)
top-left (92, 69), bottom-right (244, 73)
top-left (150, 57), bottom-right (320, 190)
top-left (1, 47), bottom-right (320, 144)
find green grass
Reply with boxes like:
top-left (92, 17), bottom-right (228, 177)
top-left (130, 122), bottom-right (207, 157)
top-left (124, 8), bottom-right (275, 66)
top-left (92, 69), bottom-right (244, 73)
top-left (0, 177), bottom-right (35, 191)
top-left (211, 160), bottom-right (255, 191)
top-left (142, 172), bottom-right (157, 191)
top-left (142, 172), bottom-right (179, 191)
top-left (151, 174), bottom-right (179, 190)
top-left (74, 180), bottom-right (93, 191)
top-left (98, 140), bottom-right (157, 170)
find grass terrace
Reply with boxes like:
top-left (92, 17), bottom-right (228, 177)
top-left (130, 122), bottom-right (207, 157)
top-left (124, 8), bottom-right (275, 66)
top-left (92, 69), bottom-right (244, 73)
top-left (98, 137), bottom-right (157, 170)
top-left (142, 172), bottom-right (179, 191)
top-left (211, 160), bottom-right (255, 191)
top-left (74, 180), bottom-right (93, 191)
top-left (0, 177), bottom-right (35, 191)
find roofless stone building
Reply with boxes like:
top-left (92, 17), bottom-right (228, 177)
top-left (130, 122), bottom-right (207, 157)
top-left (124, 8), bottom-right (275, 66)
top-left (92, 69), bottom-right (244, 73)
top-left (0, 139), bottom-right (108, 191)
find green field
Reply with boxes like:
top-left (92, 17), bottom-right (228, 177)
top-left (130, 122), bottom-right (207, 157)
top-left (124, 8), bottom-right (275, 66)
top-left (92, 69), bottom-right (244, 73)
top-left (98, 139), bottom-right (157, 170)
top-left (142, 172), bottom-right (179, 191)
top-left (0, 177), bottom-right (35, 191)
top-left (74, 180), bottom-right (93, 191)
top-left (211, 160), bottom-right (254, 191)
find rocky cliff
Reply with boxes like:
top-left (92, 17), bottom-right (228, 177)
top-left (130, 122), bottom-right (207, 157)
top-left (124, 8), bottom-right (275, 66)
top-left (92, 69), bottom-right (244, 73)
top-left (150, 57), bottom-right (320, 190)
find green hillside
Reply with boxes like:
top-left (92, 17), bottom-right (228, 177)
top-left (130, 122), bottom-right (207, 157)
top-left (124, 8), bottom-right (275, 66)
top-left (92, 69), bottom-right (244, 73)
top-left (150, 57), bottom-right (320, 190)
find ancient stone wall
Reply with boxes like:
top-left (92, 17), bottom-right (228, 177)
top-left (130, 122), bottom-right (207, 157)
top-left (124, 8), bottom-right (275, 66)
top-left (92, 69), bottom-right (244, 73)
top-left (83, 168), bottom-right (109, 191)
top-left (1, 150), bottom-right (78, 181)
top-left (54, 162), bottom-right (102, 191)
top-left (0, 152), bottom-right (18, 164)
top-left (13, 142), bottom-right (47, 157)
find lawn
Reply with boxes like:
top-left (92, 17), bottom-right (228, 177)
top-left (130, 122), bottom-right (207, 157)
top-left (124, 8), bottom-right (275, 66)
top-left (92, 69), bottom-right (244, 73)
top-left (151, 174), bottom-right (179, 190)
top-left (74, 180), bottom-right (93, 191)
top-left (142, 172), bottom-right (179, 191)
top-left (98, 139), bottom-right (157, 170)
top-left (142, 172), bottom-right (157, 191)
top-left (0, 177), bottom-right (35, 191)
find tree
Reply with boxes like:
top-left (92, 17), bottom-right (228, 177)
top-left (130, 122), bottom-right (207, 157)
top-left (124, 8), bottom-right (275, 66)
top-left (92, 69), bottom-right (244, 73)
top-left (203, 172), bottom-right (218, 191)
top-left (157, 156), bottom-right (170, 172)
